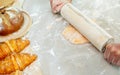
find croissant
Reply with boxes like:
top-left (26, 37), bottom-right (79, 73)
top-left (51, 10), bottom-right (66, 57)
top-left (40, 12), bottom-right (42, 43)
top-left (10, 70), bottom-right (23, 75)
top-left (0, 53), bottom-right (37, 74)
top-left (0, 38), bottom-right (30, 59)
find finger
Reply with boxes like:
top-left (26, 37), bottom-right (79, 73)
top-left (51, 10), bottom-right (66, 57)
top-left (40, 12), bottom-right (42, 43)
top-left (104, 49), bottom-right (110, 59)
top-left (108, 46), bottom-right (117, 63)
top-left (116, 59), bottom-right (120, 66)
top-left (112, 55), bottom-right (120, 65)
top-left (111, 56), bottom-right (116, 65)
top-left (50, 0), bottom-right (54, 8)
top-left (114, 51), bottom-right (120, 65)
top-left (53, 1), bottom-right (65, 13)
top-left (104, 44), bottom-right (112, 59)
top-left (55, 3), bottom-right (64, 12)
top-left (111, 53), bottom-right (118, 65)
top-left (50, 0), bottom-right (53, 5)
top-left (107, 50), bottom-right (116, 64)
top-left (111, 44), bottom-right (120, 65)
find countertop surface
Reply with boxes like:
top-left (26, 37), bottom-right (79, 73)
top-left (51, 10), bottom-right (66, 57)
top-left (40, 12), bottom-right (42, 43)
top-left (22, 0), bottom-right (120, 75)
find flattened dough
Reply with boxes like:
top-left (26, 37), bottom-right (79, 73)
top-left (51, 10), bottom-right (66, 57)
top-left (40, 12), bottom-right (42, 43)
top-left (62, 25), bottom-right (89, 44)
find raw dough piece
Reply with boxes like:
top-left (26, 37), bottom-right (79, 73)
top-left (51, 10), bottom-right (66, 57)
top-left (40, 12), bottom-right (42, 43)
top-left (62, 25), bottom-right (89, 44)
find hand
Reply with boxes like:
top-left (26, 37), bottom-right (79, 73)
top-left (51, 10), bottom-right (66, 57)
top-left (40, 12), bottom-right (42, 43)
top-left (104, 43), bottom-right (120, 66)
top-left (50, 0), bottom-right (72, 13)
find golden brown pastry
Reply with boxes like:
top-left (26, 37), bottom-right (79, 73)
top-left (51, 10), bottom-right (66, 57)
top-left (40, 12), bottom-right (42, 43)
top-left (10, 70), bottom-right (23, 75)
top-left (0, 9), bottom-right (24, 36)
top-left (0, 0), bottom-right (15, 9)
top-left (0, 53), bottom-right (37, 74)
top-left (0, 38), bottom-right (30, 59)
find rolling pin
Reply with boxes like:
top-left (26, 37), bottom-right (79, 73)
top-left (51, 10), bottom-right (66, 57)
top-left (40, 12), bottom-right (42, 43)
top-left (60, 3), bottom-right (114, 52)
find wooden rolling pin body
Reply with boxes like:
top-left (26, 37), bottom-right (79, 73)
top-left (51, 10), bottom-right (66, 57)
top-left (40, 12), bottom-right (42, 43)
top-left (60, 3), bottom-right (113, 52)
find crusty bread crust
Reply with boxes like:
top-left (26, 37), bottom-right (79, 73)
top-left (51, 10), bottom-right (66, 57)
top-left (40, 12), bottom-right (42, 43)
top-left (0, 0), bottom-right (15, 9)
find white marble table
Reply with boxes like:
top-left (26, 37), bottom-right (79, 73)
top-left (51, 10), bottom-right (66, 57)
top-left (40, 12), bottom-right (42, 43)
top-left (23, 0), bottom-right (120, 75)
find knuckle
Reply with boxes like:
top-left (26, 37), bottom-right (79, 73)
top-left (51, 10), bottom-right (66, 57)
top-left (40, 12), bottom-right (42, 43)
top-left (105, 56), bottom-right (108, 59)
top-left (106, 44), bottom-right (113, 49)
top-left (110, 49), bottom-right (115, 53)
top-left (117, 61), bottom-right (120, 66)
top-left (115, 51), bottom-right (120, 56)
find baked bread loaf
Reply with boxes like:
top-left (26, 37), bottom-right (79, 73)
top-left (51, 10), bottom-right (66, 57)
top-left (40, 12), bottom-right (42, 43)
top-left (0, 0), bottom-right (15, 9)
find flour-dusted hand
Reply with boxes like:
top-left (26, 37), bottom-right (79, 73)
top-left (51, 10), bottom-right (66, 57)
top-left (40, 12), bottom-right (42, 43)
top-left (104, 43), bottom-right (120, 66)
top-left (50, 0), bottom-right (72, 13)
